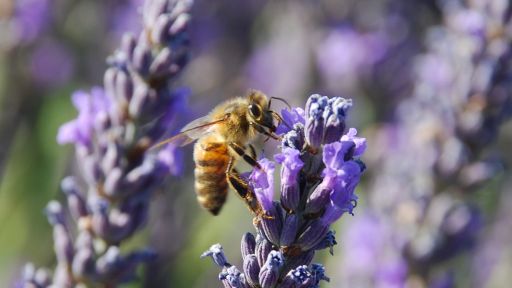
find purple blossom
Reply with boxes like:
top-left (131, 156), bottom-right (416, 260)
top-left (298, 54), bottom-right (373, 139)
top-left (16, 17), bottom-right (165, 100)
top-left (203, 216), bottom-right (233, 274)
top-left (337, 1), bottom-right (512, 287)
top-left (275, 147), bottom-right (304, 212)
top-left (29, 39), bottom-right (74, 86)
top-left (274, 147), bottom-right (303, 185)
top-left (11, 0), bottom-right (52, 44)
top-left (275, 107), bottom-right (305, 134)
top-left (249, 158), bottom-right (276, 213)
top-left (57, 88), bottom-right (110, 147)
top-left (340, 128), bottom-right (367, 157)
top-left (316, 27), bottom-right (388, 92)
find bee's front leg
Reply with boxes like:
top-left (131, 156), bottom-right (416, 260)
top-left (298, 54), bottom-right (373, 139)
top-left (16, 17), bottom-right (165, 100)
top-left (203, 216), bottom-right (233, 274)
top-left (250, 122), bottom-right (281, 140)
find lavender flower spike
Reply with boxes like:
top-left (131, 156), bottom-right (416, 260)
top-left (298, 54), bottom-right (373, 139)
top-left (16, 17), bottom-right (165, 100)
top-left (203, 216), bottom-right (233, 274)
top-left (22, 0), bottom-right (194, 286)
top-left (204, 94), bottom-right (366, 287)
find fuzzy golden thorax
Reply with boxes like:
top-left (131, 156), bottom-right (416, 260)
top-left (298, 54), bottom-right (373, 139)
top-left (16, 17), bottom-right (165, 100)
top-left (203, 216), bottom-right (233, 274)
top-left (210, 90), bottom-right (276, 145)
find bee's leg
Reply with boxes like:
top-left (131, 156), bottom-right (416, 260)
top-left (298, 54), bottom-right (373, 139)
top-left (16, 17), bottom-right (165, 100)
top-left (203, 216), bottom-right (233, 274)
top-left (226, 156), bottom-right (262, 215)
top-left (228, 142), bottom-right (262, 170)
top-left (250, 123), bottom-right (280, 140)
top-left (248, 144), bottom-right (257, 159)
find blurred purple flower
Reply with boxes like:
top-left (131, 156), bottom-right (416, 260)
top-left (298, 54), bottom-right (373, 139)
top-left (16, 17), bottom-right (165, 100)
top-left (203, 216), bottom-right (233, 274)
top-left (109, 0), bottom-right (145, 41)
top-left (24, 0), bottom-right (193, 286)
top-left (12, 0), bottom-right (52, 44)
top-left (57, 87), bottom-right (109, 147)
top-left (316, 27), bottom-right (388, 92)
top-left (337, 1), bottom-right (512, 287)
top-left (29, 39), bottom-right (74, 87)
top-left (340, 214), bottom-right (407, 288)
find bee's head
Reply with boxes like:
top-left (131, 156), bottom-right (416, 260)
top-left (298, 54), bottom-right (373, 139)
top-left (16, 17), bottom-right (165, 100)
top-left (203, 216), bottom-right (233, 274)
top-left (247, 90), bottom-right (276, 132)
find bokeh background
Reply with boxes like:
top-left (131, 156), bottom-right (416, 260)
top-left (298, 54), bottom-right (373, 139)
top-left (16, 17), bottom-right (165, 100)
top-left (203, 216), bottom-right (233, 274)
top-left (1, 0), bottom-right (511, 287)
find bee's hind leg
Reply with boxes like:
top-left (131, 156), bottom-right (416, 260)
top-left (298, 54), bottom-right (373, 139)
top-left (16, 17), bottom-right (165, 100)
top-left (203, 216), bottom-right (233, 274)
top-left (228, 142), bottom-right (261, 170)
top-left (226, 156), bottom-right (262, 215)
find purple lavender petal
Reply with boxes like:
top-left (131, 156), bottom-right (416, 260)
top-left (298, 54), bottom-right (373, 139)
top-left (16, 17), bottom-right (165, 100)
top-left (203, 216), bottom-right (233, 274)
top-left (249, 158), bottom-right (276, 213)
top-left (340, 128), bottom-right (367, 157)
top-left (275, 147), bottom-right (303, 211)
top-left (276, 107), bottom-right (305, 134)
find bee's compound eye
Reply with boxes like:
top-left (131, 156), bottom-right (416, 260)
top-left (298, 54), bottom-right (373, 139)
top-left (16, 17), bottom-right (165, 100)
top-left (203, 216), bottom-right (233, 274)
top-left (249, 104), bottom-right (262, 119)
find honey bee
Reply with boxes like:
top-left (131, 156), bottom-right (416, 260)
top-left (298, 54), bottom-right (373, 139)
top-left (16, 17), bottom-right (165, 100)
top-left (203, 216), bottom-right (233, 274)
top-left (153, 90), bottom-right (288, 215)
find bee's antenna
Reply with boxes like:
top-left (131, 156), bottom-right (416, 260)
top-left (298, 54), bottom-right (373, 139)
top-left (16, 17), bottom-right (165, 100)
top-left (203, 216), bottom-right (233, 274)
top-left (269, 96), bottom-right (291, 109)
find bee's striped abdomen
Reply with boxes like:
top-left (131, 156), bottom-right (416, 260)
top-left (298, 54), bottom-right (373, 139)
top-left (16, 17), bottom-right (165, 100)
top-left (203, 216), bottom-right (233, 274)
top-left (193, 135), bottom-right (229, 215)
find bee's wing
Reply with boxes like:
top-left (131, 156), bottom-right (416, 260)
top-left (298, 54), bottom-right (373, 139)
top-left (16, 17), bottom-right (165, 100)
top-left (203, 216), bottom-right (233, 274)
top-left (151, 115), bottom-right (227, 149)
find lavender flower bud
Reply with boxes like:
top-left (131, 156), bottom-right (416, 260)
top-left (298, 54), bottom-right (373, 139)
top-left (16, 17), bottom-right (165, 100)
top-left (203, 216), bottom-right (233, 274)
top-left (280, 214), bottom-right (299, 246)
top-left (305, 94), bottom-right (328, 148)
top-left (46, 201), bottom-right (73, 266)
top-left (257, 205), bottom-right (282, 245)
top-left (101, 143), bottom-right (121, 175)
top-left (128, 83), bottom-right (152, 118)
top-left (132, 43), bottom-right (151, 76)
top-left (149, 47), bottom-right (174, 78)
top-left (323, 97), bottom-right (351, 144)
top-left (22, 264), bottom-right (52, 288)
top-left (169, 12), bottom-right (191, 36)
top-left (241, 232), bottom-right (256, 259)
top-left (275, 148), bottom-right (304, 212)
top-left (242, 254), bottom-right (260, 287)
top-left (115, 68), bottom-right (133, 103)
top-left (61, 177), bottom-right (88, 221)
top-left (103, 167), bottom-right (123, 197)
top-left (296, 220), bottom-right (329, 251)
top-left (152, 14), bottom-right (174, 45)
top-left (72, 246), bottom-right (95, 279)
top-left (121, 33), bottom-right (137, 63)
top-left (281, 265), bottom-right (313, 288)
top-left (201, 244), bottom-right (230, 267)
top-left (259, 251), bottom-right (284, 288)
top-left (256, 237), bottom-right (273, 268)
top-left (53, 263), bottom-right (73, 288)
top-left (219, 265), bottom-right (247, 288)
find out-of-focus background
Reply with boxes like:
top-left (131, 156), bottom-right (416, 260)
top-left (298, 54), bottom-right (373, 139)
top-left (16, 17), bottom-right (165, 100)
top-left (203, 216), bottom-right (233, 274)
top-left (1, 0), bottom-right (511, 287)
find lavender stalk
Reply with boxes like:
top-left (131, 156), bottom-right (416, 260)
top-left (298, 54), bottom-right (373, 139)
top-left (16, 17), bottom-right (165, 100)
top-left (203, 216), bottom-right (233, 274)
top-left (340, 0), bottom-right (512, 287)
top-left (202, 94), bottom-right (367, 287)
top-left (21, 0), bottom-right (193, 286)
